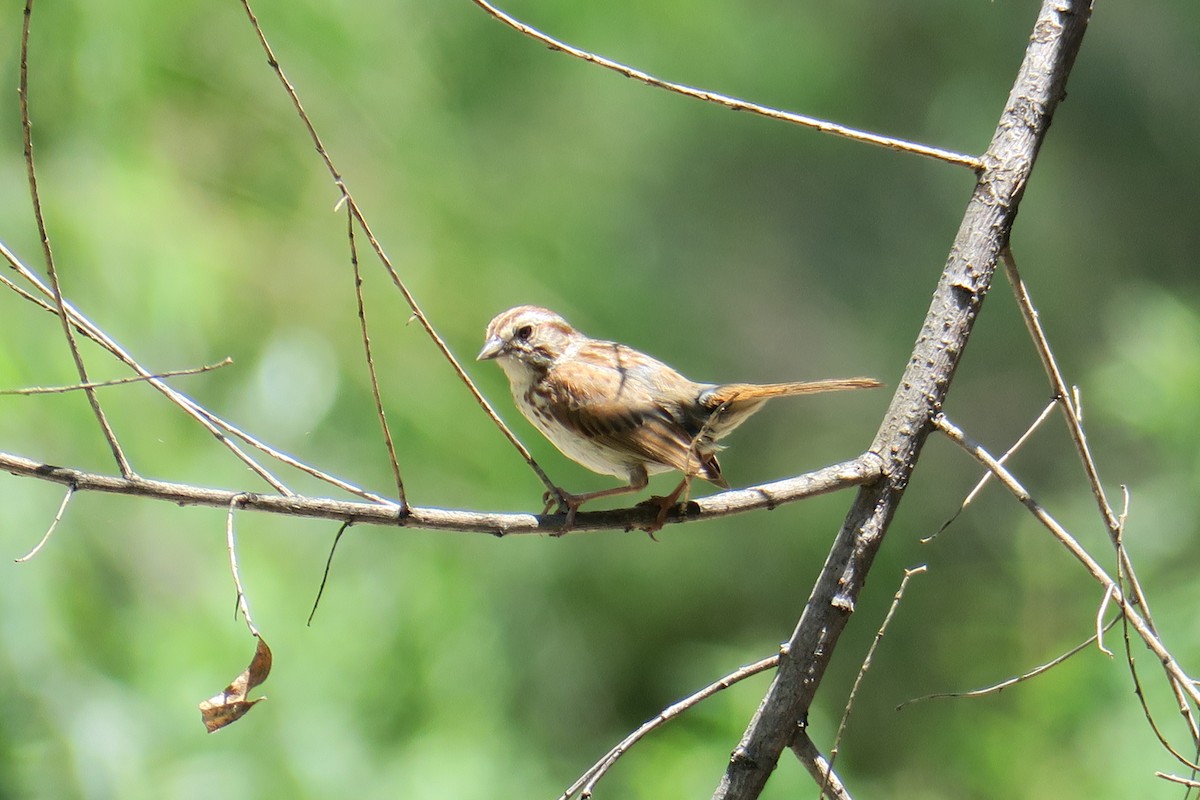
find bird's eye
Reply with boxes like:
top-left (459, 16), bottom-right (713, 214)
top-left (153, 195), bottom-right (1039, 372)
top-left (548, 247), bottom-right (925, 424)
top-left (515, 324), bottom-right (533, 341)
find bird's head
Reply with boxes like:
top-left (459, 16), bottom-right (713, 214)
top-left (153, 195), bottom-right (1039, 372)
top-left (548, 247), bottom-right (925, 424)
top-left (478, 305), bottom-right (578, 380)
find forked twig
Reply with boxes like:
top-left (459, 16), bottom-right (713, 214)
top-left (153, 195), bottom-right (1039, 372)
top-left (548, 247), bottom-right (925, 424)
top-left (236, 0), bottom-right (562, 501)
top-left (1001, 247), bottom-right (1197, 740)
top-left (933, 414), bottom-right (1200, 755)
top-left (924, 399), bottom-right (1056, 543)
top-left (1, 244), bottom-right (285, 493)
top-left (898, 616), bottom-right (1120, 708)
top-left (1001, 248), bottom-right (1119, 534)
top-left (346, 208), bottom-right (406, 508)
top-left (2, 243), bottom-right (390, 503)
top-left (560, 654), bottom-right (781, 800)
top-left (19, 0), bottom-right (131, 479)
top-left (470, 0), bottom-right (982, 171)
top-left (0, 358), bottom-right (233, 395)
top-left (1116, 580), bottom-right (1200, 772)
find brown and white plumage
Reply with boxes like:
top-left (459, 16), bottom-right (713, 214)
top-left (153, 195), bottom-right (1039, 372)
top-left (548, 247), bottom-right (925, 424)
top-left (478, 305), bottom-right (880, 526)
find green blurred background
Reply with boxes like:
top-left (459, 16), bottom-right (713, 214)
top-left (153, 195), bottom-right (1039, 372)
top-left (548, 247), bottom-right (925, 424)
top-left (1, 2), bottom-right (1197, 797)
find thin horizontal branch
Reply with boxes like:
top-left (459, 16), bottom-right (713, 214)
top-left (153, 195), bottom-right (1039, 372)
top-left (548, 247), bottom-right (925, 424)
top-left (0, 358), bottom-right (233, 395)
top-left (897, 616), bottom-right (1121, 709)
top-left (1156, 773), bottom-right (1200, 789)
top-left (471, 0), bottom-right (982, 170)
top-left (0, 450), bottom-right (881, 535)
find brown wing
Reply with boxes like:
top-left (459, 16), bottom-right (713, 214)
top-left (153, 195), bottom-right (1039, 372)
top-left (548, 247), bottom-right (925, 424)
top-left (543, 341), bottom-right (726, 485)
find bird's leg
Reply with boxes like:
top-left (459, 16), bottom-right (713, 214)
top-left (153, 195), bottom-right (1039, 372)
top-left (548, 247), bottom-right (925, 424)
top-left (640, 476), bottom-right (692, 535)
top-left (542, 468), bottom-right (649, 534)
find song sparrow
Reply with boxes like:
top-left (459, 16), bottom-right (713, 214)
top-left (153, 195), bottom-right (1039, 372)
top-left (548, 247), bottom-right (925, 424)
top-left (478, 305), bottom-right (881, 530)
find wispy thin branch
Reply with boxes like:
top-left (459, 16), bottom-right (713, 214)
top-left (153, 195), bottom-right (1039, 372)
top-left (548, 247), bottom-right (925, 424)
top-left (1002, 246), bottom-right (1197, 741)
top-left (824, 566), bottom-right (925, 796)
top-left (19, 0), bottom-right (131, 478)
top-left (225, 496), bottom-right (260, 638)
top-left (1001, 248), bottom-right (1120, 534)
top-left (934, 414), bottom-right (1200, 738)
top-left (470, 0), bottom-right (982, 170)
top-left (236, 0), bottom-right (563, 501)
top-left (14, 484), bottom-right (73, 562)
top-left (898, 616), bottom-right (1120, 709)
top-left (307, 521), bottom-right (351, 626)
top-left (561, 653), bottom-right (782, 800)
top-left (346, 208), bottom-right (406, 508)
top-left (0, 358), bottom-right (233, 395)
top-left (924, 399), bottom-right (1056, 543)
top-left (2, 242), bottom-right (389, 503)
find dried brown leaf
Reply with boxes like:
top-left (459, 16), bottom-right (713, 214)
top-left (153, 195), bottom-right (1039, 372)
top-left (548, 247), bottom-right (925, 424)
top-left (198, 635), bottom-right (273, 732)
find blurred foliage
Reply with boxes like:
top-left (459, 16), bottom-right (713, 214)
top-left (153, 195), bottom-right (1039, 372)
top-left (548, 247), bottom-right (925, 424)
top-left (1, 1), bottom-right (1198, 798)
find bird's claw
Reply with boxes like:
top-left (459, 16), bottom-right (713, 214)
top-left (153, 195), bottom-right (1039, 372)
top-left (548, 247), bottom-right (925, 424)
top-left (542, 489), bottom-right (580, 535)
top-left (636, 494), bottom-right (680, 538)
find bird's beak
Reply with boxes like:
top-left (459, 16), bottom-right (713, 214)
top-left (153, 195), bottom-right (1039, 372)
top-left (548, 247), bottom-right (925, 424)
top-left (477, 336), bottom-right (503, 361)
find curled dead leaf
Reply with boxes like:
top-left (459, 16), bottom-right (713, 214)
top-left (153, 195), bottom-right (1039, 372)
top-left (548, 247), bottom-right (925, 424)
top-left (198, 635), bottom-right (273, 732)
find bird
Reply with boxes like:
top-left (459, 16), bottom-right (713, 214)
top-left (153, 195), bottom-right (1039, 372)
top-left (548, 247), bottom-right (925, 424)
top-left (477, 305), bottom-right (881, 531)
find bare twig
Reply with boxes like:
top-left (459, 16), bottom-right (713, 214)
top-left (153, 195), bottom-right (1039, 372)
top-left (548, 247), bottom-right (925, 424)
top-left (225, 496), bottom-right (260, 637)
top-left (898, 616), bottom-right (1120, 708)
top-left (346, 208), bottom-right (406, 507)
top-left (1001, 248), bottom-right (1119, 534)
top-left (923, 399), bottom-right (1056, 543)
top-left (13, 484), bottom-right (74, 562)
top-left (307, 521), bottom-right (351, 626)
top-left (933, 414), bottom-right (1200, 722)
top-left (1094, 586), bottom-right (1115, 657)
top-left (790, 733), bottom-right (853, 800)
top-left (236, 0), bottom-right (563, 501)
top-left (470, 0), bottom-right (981, 171)
top-left (0, 358), bottom-right (233, 395)
top-left (1, 243), bottom-right (284, 494)
top-left (0, 450), bottom-right (880, 535)
top-left (1002, 247), bottom-right (1198, 740)
top-left (1116, 581), bottom-right (1200, 771)
top-left (2, 242), bottom-right (390, 503)
top-left (561, 654), bottom-right (781, 800)
top-left (1156, 773), bottom-right (1200, 789)
top-left (19, 0), bottom-right (131, 478)
top-left (824, 566), bottom-right (925, 795)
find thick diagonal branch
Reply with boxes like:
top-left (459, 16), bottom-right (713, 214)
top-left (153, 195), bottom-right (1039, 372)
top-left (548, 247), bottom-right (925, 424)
top-left (713, 3), bottom-right (1094, 798)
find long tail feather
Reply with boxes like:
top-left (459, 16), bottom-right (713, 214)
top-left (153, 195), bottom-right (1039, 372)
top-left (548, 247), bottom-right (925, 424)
top-left (702, 378), bottom-right (881, 407)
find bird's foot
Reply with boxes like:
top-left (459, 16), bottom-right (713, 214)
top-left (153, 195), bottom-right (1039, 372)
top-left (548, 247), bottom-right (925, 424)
top-left (636, 478), bottom-right (691, 538)
top-left (635, 495), bottom-right (679, 539)
top-left (542, 488), bottom-right (581, 535)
